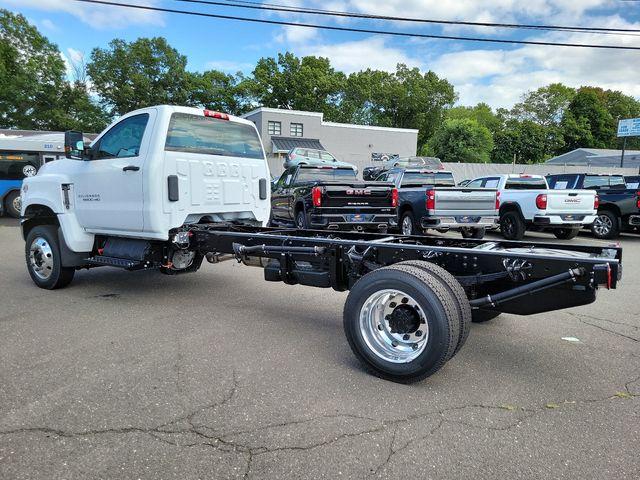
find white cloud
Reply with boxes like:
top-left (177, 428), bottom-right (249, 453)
top-left (299, 36), bottom-right (424, 73)
top-left (40, 18), bottom-right (57, 31)
top-left (275, 25), bottom-right (319, 44)
top-left (0, 0), bottom-right (164, 29)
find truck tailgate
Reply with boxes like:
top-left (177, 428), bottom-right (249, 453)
top-left (433, 188), bottom-right (497, 215)
top-left (546, 190), bottom-right (596, 213)
top-left (322, 183), bottom-right (394, 208)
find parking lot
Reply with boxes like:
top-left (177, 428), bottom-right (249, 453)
top-left (0, 217), bottom-right (638, 479)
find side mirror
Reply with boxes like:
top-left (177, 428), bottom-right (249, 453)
top-left (64, 130), bottom-right (85, 159)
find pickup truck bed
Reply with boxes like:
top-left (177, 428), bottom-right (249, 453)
top-left (271, 165), bottom-right (397, 232)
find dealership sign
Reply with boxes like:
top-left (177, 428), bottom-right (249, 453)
top-left (617, 118), bottom-right (640, 137)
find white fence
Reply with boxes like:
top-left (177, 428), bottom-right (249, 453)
top-left (266, 156), bottom-right (639, 180)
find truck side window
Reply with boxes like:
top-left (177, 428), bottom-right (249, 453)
top-left (466, 179), bottom-right (484, 188)
top-left (484, 178), bottom-right (500, 188)
top-left (547, 175), bottom-right (575, 189)
top-left (94, 114), bottom-right (149, 160)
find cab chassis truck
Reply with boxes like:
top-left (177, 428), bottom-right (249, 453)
top-left (20, 106), bottom-right (622, 383)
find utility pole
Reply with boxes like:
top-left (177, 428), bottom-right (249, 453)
top-left (620, 136), bottom-right (627, 169)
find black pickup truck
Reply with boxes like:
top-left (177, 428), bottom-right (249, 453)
top-left (546, 173), bottom-right (640, 239)
top-left (270, 165), bottom-right (398, 232)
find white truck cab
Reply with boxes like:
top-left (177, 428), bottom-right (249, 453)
top-left (21, 105), bottom-right (270, 288)
top-left (466, 174), bottom-right (597, 240)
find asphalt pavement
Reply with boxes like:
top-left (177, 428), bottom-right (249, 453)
top-left (0, 218), bottom-right (638, 479)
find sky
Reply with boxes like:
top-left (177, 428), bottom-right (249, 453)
top-left (2, 0), bottom-right (640, 109)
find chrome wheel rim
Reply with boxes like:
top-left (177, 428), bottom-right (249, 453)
top-left (29, 237), bottom-right (54, 280)
top-left (12, 195), bottom-right (21, 214)
top-left (593, 215), bottom-right (612, 236)
top-left (297, 213), bottom-right (305, 228)
top-left (359, 289), bottom-right (429, 363)
top-left (401, 216), bottom-right (413, 235)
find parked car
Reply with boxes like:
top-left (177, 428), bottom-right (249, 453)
top-left (270, 164), bottom-right (398, 232)
top-left (376, 167), bottom-right (498, 238)
top-left (283, 147), bottom-right (356, 172)
top-left (363, 156), bottom-right (443, 181)
top-left (467, 174), bottom-right (598, 240)
top-left (547, 173), bottom-right (640, 239)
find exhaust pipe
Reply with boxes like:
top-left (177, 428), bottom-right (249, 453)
top-left (205, 252), bottom-right (234, 264)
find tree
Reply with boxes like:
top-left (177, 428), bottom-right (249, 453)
top-left (87, 37), bottom-right (192, 116)
top-left (510, 83), bottom-right (575, 127)
top-left (187, 70), bottom-right (251, 115)
top-left (560, 87), bottom-right (614, 149)
top-left (445, 103), bottom-right (501, 134)
top-left (492, 120), bottom-right (548, 164)
top-left (0, 9), bottom-right (66, 129)
top-left (244, 52), bottom-right (346, 118)
top-left (341, 64), bottom-right (456, 150)
top-left (428, 118), bottom-right (493, 163)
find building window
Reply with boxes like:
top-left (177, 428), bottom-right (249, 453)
top-left (290, 123), bottom-right (303, 137)
top-left (268, 121), bottom-right (281, 136)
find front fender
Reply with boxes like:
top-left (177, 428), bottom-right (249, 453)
top-left (21, 175), bottom-right (68, 215)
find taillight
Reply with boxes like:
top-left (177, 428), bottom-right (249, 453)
top-left (636, 191), bottom-right (640, 209)
top-left (495, 191), bottom-right (501, 210)
top-left (594, 195), bottom-right (600, 209)
top-left (203, 109), bottom-right (229, 120)
top-left (391, 188), bottom-right (398, 207)
top-left (312, 186), bottom-right (322, 207)
top-left (426, 189), bottom-right (436, 210)
top-left (536, 193), bottom-right (547, 210)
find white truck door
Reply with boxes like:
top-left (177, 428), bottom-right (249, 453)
top-left (74, 112), bottom-right (153, 233)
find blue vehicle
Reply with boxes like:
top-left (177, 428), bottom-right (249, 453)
top-left (0, 151), bottom-right (41, 218)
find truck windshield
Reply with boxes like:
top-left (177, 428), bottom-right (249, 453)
top-left (583, 175), bottom-right (626, 189)
top-left (165, 113), bottom-right (264, 159)
top-left (505, 177), bottom-right (547, 189)
top-left (401, 171), bottom-right (455, 186)
top-left (296, 168), bottom-right (357, 183)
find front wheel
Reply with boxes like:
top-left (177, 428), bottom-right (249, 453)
top-left (553, 227), bottom-right (580, 240)
top-left (4, 190), bottom-right (21, 218)
top-left (461, 227), bottom-right (485, 239)
top-left (591, 211), bottom-right (619, 239)
top-left (25, 225), bottom-right (75, 289)
top-left (343, 264), bottom-right (462, 383)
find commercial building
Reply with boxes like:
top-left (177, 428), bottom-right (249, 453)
top-left (546, 148), bottom-right (640, 169)
top-left (242, 107), bottom-right (418, 175)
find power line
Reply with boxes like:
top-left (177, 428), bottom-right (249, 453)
top-left (182, 0), bottom-right (640, 35)
top-left (73, 0), bottom-right (640, 50)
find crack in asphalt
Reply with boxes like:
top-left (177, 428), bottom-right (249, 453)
top-left (566, 312), bottom-right (640, 343)
top-left (1, 371), bottom-right (638, 478)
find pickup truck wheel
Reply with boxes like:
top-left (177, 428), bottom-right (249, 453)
top-left (471, 309), bottom-right (501, 323)
top-left (591, 211), bottom-right (619, 239)
top-left (400, 211), bottom-right (416, 236)
top-left (553, 227), bottom-right (580, 240)
top-left (343, 264), bottom-right (460, 383)
top-left (461, 227), bottom-right (485, 239)
top-left (25, 225), bottom-right (75, 289)
top-left (395, 261), bottom-right (471, 358)
top-left (500, 211), bottom-right (525, 240)
top-left (296, 210), bottom-right (308, 229)
top-left (4, 190), bottom-right (21, 218)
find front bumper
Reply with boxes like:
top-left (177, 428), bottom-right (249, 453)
top-left (421, 215), bottom-right (499, 230)
top-left (533, 214), bottom-right (597, 227)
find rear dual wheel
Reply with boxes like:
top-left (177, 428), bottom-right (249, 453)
top-left (343, 262), bottom-right (471, 383)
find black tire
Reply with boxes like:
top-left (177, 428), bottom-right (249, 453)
top-left (4, 190), bottom-right (21, 218)
top-left (590, 210), bottom-right (619, 240)
top-left (25, 225), bottom-right (75, 289)
top-left (400, 211), bottom-right (417, 236)
top-left (295, 210), bottom-right (308, 229)
top-left (396, 261), bottom-right (471, 358)
top-left (461, 227), bottom-right (486, 239)
top-left (343, 264), bottom-right (461, 383)
top-left (471, 309), bottom-right (502, 323)
top-left (553, 228), bottom-right (580, 240)
top-left (500, 211), bottom-right (526, 240)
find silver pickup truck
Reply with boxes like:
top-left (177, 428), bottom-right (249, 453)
top-left (375, 168), bottom-right (499, 238)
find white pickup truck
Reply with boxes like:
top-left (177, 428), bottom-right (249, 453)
top-left (466, 174), bottom-right (598, 240)
top-left (19, 105), bottom-right (622, 383)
